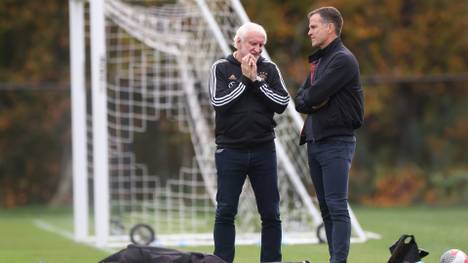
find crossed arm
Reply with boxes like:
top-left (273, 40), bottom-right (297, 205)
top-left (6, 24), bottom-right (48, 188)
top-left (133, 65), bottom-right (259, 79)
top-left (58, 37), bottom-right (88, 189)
top-left (295, 53), bottom-right (356, 113)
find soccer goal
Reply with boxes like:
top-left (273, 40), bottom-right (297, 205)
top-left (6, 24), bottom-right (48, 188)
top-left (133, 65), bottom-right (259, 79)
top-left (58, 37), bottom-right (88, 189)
top-left (69, 0), bottom-right (369, 248)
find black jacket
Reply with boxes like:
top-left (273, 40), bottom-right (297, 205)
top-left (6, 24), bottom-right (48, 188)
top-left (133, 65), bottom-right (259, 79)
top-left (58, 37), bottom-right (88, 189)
top-left (209, 54), bottom-right (290, 149)
top-left (295, 38), bottom-right (364, 144)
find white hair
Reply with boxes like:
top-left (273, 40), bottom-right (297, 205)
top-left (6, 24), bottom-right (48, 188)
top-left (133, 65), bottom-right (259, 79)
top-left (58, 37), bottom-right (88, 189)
top-left (233, 22), bottom-right (267, 49)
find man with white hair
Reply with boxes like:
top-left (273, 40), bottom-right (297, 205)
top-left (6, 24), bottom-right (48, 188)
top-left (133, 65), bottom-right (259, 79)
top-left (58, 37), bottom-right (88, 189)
top-left (208, 22), bottom-right (290, 263)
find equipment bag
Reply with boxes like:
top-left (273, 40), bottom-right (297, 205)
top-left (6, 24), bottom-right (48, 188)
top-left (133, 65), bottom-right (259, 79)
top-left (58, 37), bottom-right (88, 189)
top-left (99, 244), bottom-right (226, 263)
top-left (387, 234), bottom-right (429, 263)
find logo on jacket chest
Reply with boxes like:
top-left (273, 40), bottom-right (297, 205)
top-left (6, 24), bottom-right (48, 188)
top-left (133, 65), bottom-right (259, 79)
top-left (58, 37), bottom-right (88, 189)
top-left (257, 71), bottom-right (268, 81)
top-left (228, 74), bottom-right (237, 89)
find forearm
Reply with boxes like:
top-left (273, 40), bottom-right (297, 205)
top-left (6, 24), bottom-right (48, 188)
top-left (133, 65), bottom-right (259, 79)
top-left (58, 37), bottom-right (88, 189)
top-left (209, 65), bottom-right (247, 113)
top-left (253, 80), bottom-right (289, 113)
top-left (304, 54), bottom-right (355, 105)
top-left (294, 78), bottom-right (328, 114)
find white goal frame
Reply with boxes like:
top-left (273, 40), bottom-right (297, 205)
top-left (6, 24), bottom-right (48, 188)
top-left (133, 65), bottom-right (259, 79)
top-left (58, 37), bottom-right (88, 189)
top-left (69, 0), bottom-right (369, 248)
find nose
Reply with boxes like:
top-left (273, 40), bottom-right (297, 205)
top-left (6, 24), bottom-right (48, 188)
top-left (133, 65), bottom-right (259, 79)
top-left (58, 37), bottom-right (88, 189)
top-left (253, 46), bottom-right (261, 55)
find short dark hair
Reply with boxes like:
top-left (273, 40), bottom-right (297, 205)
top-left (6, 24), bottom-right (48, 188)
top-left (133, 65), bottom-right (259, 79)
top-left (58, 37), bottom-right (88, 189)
top-left (308, 7), bottom-right (343, 36)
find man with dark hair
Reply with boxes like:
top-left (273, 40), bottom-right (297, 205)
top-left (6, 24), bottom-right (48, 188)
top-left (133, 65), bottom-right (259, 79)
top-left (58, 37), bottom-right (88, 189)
top-left (294, 6), bottom-right (364, 263)
top-left (209, 22), bottom-right (289, 263)
top-left (308, 7), bottom-right (343, 36)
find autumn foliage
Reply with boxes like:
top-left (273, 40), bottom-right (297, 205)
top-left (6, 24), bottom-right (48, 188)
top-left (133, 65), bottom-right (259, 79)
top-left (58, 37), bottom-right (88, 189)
top-left (0, 0), bottom-right (467, 207)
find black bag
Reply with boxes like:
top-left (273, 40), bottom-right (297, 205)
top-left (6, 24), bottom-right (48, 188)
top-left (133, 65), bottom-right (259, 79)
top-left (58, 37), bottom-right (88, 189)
top-left (387, 234), bottom-right (429, 263)
top-left (99, 244), bottom-right (226, 263)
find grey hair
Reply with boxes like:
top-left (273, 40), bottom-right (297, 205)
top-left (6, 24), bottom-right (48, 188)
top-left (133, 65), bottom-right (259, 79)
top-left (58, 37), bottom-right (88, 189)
top-left (233, 22), bottom-right (267, 49)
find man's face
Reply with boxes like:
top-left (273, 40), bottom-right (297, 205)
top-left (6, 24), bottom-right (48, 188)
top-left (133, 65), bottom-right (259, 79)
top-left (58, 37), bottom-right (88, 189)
top-left (308, 13), bottom-right (332, 49)
top-left (236, 30), bottom-right (265, 59)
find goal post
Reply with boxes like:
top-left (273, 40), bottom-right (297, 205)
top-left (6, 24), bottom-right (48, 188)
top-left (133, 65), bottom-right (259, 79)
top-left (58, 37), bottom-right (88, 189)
top-left (70, 0), bottom-right (370, 248)
top-left (69, 0), bottom-right (88, 242)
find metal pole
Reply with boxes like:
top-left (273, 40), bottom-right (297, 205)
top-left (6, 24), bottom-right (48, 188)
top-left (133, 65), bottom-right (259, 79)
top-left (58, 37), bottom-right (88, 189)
top-left (90, 0), bottom-right (110, 247)
top-left (194, 0), bottom-right (231, 56)
top-left (69, 0), bottom-right (88, 241)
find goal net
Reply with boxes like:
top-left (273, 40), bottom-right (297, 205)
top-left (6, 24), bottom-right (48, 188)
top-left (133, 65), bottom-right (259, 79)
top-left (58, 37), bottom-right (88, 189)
top-left (69, 0), bottom-right (368, 247)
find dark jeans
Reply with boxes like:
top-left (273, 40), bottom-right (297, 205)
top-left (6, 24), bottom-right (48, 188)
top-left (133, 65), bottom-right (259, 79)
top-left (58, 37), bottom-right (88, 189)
top-left (307, 139), bottom-right (356, 263)
top-left (213, 147), bottom-right (282, 263)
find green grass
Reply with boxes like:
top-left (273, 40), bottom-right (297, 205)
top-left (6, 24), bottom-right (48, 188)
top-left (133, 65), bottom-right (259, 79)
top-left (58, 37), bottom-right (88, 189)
top-left (0, 206), bottom-right (467, 263)
top-left (0, 206), bottom-right (108, 263)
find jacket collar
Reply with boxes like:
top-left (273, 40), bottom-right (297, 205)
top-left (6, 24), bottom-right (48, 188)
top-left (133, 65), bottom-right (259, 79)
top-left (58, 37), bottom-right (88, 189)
top-left (308, 37), bottom-right (342, 62)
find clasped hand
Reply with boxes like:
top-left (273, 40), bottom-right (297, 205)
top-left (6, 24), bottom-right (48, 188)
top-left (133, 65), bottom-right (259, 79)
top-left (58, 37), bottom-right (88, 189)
top-left (241, 54), bottom-right (257, 81)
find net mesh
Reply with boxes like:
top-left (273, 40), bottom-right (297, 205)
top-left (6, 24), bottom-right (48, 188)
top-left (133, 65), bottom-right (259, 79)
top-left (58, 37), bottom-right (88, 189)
top-left (82, 0), bottom-right (358, 246)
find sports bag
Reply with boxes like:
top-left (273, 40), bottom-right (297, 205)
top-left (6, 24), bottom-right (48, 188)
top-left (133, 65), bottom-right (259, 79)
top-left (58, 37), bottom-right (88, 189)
top-left (387, 234), bottom-right (429, 263)
top-left (99, 244), bottom-right (226, 263)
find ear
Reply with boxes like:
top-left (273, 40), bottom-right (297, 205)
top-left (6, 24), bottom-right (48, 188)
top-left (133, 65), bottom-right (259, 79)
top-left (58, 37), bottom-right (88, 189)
top-left (236, 38), bottom-right (242, 48)
top-left (328, 23), bottom-right (336, 35)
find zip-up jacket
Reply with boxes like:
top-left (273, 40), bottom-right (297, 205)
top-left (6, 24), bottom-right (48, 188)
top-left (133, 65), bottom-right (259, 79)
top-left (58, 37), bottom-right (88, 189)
top-left (209, 54), bottom-right (290, 149)
top-left (295, 38), bottom-right (364, 144)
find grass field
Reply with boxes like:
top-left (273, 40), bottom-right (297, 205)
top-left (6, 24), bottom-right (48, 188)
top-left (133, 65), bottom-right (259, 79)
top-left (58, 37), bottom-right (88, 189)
top-left (0, 206), bottom-right (467, 263)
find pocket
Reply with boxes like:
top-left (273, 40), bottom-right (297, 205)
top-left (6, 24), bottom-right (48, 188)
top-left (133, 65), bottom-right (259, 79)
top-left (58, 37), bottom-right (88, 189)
top-left (325, 140), bottom-right (355, 161)
top-left (215, 148), bottom-right (224, 154)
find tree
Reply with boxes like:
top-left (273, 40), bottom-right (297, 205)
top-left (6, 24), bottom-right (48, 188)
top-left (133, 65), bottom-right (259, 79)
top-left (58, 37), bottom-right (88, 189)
top-left (243, 0), bottom-right (468, 204)
top-left (0, 0), bottom-right (466, 207)
top-left (0, 0), bottom-right (70, 207)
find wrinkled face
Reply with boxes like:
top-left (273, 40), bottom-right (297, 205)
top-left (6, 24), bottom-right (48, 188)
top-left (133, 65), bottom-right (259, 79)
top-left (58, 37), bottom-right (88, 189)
top-left (308, 13), bottom-right (333, 49)
top-left (236, 30), bottom-right (265, 59)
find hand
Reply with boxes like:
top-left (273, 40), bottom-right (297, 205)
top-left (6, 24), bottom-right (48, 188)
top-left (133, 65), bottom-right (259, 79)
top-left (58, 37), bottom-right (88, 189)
top-left (241, 54), bottom-right (257, 81)
top-left (311, 98), bottom-right (329, 110)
